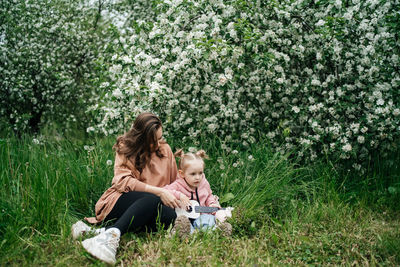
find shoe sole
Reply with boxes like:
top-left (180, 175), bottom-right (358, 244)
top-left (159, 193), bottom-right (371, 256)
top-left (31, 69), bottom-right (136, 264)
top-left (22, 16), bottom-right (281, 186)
top-left (173, 216), bottom-right (192, 239)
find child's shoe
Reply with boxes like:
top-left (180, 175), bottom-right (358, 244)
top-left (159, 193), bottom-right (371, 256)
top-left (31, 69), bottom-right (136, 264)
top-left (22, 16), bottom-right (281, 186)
top-left (171, 216), bottom-right (191, 239)
top-left (216, 221), bottom-right (232, 237)
top-left (81, 227), bottom-right (120, 265)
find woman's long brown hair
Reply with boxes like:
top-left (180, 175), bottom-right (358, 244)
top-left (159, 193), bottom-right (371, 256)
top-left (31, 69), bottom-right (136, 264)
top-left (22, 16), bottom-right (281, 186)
top-left (113, 112), bottom-right (165, 172)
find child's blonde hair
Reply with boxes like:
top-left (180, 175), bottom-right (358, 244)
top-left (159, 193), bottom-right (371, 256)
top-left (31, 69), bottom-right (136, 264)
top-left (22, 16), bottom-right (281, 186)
top-left (174, 149), bottom-right (208, 171)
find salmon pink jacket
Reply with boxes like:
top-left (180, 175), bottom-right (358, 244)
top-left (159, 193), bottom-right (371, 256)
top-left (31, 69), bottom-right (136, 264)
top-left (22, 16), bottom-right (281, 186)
top-left (163, 174), bottom-right (220, 207)
top-left (85, 143), bottom-right (177, 224)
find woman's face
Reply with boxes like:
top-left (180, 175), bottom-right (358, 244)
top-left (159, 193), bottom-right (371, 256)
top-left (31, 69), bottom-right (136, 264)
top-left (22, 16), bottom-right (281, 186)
top-left (150, 127), bottom-right (163, 152)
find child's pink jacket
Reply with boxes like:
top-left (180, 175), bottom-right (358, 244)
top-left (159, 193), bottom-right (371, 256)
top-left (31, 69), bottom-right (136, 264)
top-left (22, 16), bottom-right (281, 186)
top-left (164, 174), bottom-right (220, 207)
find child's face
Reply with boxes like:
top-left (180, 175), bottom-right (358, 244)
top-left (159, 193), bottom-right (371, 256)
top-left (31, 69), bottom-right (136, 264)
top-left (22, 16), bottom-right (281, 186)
top-left (180, 159), bottom-right (204, 190)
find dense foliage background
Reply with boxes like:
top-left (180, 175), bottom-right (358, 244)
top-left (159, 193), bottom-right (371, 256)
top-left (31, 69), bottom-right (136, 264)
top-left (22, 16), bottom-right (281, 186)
top-left (0, 0), bottom-right (118, 133)
top-left (89, 0), bottom-right (400, 170)
top-left (1, 0), bottom-right (400, 167)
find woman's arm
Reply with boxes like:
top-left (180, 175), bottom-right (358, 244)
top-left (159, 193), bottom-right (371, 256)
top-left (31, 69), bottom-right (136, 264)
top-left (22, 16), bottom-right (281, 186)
top-left (144, 184), bottom-right (181, 209)
top-left (164, 182), bottom-right (192, 208)
top-left (112, 152), bottom-right (147, 192)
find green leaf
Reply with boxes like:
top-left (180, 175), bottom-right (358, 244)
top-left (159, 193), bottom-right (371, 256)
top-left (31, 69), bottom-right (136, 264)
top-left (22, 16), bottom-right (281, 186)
top-left (219, 193), bottom-right (235, 204)
top-left (283, 128), bottom-right (291, 137)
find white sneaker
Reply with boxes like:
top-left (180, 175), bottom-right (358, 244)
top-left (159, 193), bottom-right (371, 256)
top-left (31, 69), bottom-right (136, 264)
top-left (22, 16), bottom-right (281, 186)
top-left (71, 220), bottom-right (92, 240)
top-left (82, 228), bottom-right (120, 265)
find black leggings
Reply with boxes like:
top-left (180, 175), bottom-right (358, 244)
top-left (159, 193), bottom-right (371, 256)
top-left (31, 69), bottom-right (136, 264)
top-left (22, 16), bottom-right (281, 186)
top-left (103, 191), bottom-right (176, 235)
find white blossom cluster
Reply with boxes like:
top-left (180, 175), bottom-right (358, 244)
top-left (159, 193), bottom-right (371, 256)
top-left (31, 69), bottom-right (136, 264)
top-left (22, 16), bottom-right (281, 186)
top-left (0, 0), bottom-right (115, 133)
top-left (85, 0), bottom-right (400, 167)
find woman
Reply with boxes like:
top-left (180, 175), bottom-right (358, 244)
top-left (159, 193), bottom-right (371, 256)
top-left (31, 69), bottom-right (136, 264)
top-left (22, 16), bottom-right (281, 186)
top-left (72, 112), bottom-right (182, 265)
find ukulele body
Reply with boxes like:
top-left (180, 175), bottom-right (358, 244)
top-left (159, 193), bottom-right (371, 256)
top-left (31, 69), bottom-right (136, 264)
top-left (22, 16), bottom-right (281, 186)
top-left (175, 200), bottom-right (220, 219)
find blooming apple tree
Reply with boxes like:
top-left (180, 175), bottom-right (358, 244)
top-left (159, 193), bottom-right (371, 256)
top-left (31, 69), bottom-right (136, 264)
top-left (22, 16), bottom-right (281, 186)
top-left (0, 0), bottom-right (117, 133)
top-left (93, 0), bottom-right (400, 167)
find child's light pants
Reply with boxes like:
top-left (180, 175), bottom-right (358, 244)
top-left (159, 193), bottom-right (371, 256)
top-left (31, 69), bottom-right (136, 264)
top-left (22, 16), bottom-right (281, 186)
top-left (190, 214), bottom-right (216, 234)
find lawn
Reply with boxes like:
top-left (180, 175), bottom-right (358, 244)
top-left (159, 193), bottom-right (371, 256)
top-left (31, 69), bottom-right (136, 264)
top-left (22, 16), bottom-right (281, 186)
top-left (1, 135), bottom-right (399, 266)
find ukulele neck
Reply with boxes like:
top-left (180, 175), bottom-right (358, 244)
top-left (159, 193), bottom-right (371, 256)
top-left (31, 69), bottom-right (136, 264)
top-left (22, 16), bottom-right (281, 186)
top-left (194, 206), bottom-right (223, 213)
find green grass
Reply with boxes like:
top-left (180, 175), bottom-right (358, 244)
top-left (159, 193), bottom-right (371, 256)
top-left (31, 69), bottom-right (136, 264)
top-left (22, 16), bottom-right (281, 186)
top-left (0, 134), bottom-right (399, 266)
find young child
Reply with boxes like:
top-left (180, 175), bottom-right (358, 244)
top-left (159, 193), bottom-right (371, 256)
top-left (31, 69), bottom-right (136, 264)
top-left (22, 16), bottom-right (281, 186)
top-left (164, 149), bottom-right (232, 237)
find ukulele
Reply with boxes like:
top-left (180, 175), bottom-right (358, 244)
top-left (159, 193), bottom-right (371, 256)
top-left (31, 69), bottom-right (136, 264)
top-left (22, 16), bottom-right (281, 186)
top-left (175, 200), bottom-right (233, 219)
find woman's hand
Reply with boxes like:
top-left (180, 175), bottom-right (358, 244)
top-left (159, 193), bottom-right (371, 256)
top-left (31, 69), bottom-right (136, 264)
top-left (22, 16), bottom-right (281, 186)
top-left (179, 194), bottom-right (191, 209)
top-left (159, 188), bottom-right (180, 209)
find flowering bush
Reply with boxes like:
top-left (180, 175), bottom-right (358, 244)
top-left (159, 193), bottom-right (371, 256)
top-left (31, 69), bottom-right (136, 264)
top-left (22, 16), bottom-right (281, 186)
top-left (90, 0), bottom-right (400, 169)
top-left (0, 0), bottom-right (117, 133)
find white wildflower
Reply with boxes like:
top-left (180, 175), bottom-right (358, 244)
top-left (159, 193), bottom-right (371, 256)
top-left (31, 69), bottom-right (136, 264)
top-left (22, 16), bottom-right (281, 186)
top-left (267, 132), bottom-right (275, 139)
top-left (112, 88), bottom-right (123, 98)
top-left (229, 29), bottom-right (237, 38)
top-left (84, 145), bottom-right (94, 152)
top-left (342, 144), bottom-right (352, 152)
top-left (352, 163), bottom-right (361, 171)
top-left (121, 55), bottom-right (132, 64)
top-left (311, 79), bottom-right (321, 86)
top-left (292, 106), bottom-right (300, 113)
top-left (100, 82), bottom-right (110, 88)
top-left (343, 11), bottom-right (353, 20)
top-left (86, 127), bottom-right (95, 133)
top-left (155, 73), bottom-right (163, 81)
top-left (315, 20), bottom-right (325, 27)
top-left (350, 123), bottom-right (360, 134)
top-left (218, 74), bottom-right (227, 86)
